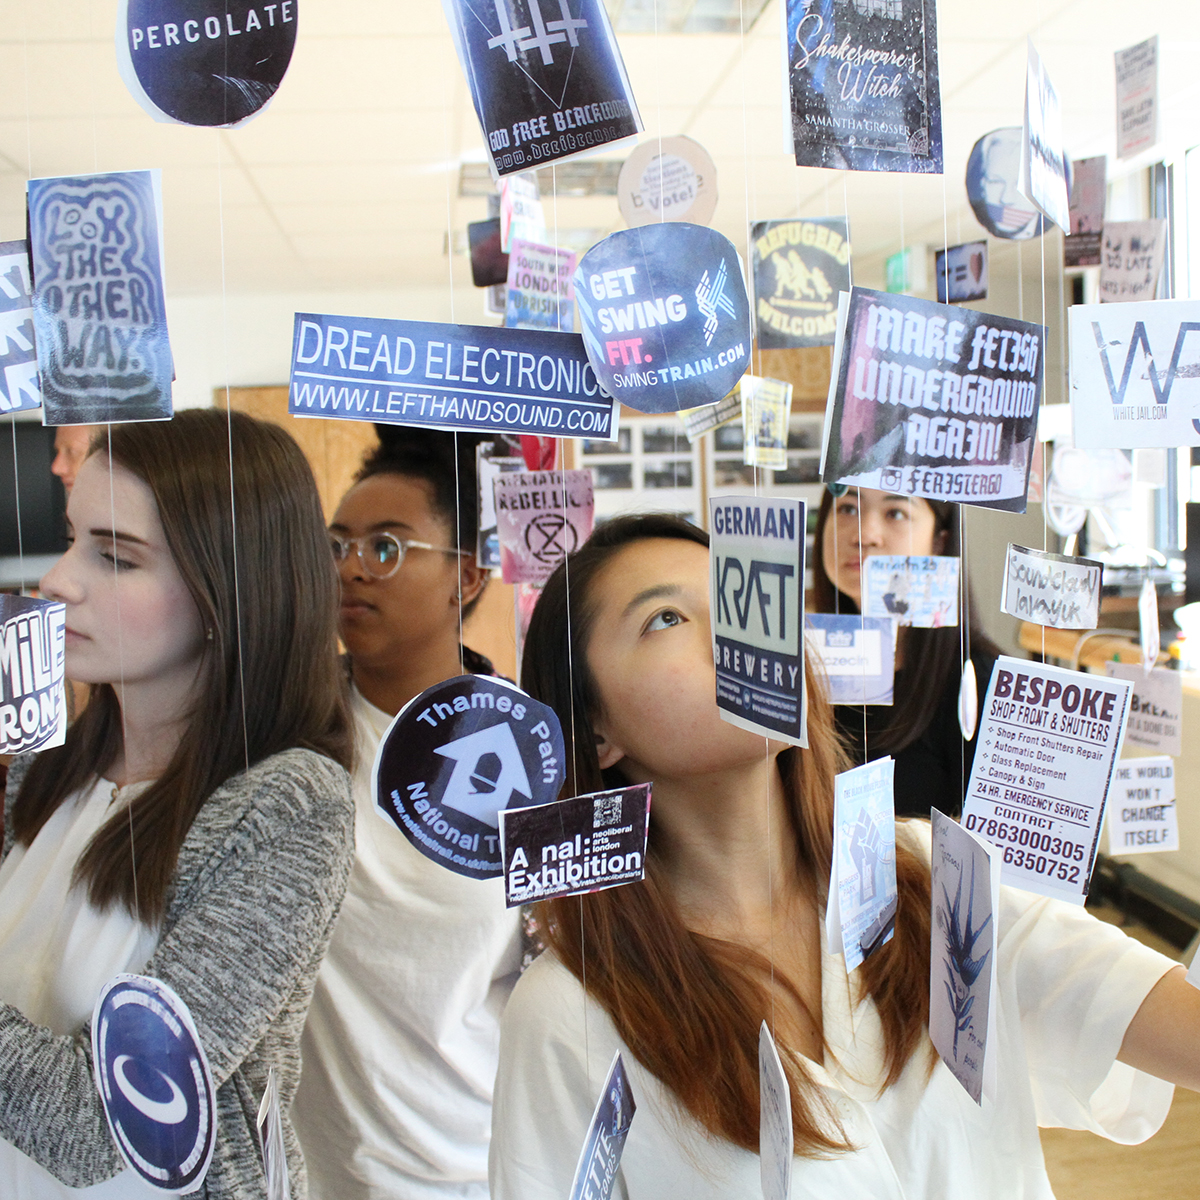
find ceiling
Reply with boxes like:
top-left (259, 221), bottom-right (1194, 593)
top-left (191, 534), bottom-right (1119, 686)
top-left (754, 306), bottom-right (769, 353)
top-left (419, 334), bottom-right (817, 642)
top-left (0, 0), bottom-right (1197, 302)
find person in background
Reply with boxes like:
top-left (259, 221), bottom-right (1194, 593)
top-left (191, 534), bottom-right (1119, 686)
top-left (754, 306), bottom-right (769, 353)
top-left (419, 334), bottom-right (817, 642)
top-left (0, 410), bottom-right (354, 1197)
top-left (50, 424), bottom-right (100, 494)
top-left (811, 486), bottom-right (1000, 818)
top-left (294, 426), bottom-right (524, 1200)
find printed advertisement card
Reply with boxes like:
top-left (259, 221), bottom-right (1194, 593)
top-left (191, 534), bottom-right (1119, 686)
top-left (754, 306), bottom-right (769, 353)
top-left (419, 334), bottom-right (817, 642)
top-left (751, 218), bottom-right (850, 349)
top-left (1000, 544), bottom-right (1102, 630)
top-left (476, 444), bottom-right (526, 567)
top-left (935, 241), bottom-right (987, 305)
top-left (758, 1023), bottom-right (792, 1200)
top-left (1106, 756), bottom-right (1177, 855)
top-left (0, 594), bottom-right (66, 755)
top-left (505, 238), bottom-right (576, 332)
top-left (493, 468), bottom-right (594, 584)
top-left (569, 1052), bottom-right (636, 1200)
top-left (1104, 662), bottom-right (1182, 757)
top-left (0, 240), bottom-right (39, 413)
top-left (500, 173), bottom-right (545, 251)
top-left (741, 375), bottom-right (791, 470)
top-left (805, 613), bottom-right (895, 706)
top-left (617, 136), bottom-right (718, 228)
top-left (679, 387), bottom-right (742, 443)
top-left (1115, 36), bottom-right (1158, 161)
top-left (1063, 156), bottom-right (1106, 268)
top-left (862, 555), bottom-right (958, 628)
top-left (1018, 41), bottom-right (1069, 232)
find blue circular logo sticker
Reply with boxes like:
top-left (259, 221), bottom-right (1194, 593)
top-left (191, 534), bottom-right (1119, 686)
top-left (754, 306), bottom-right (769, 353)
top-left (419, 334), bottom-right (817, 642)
top-left (966, 128), bottom-right (1046, 242)
top-left (91, 974), bottom-right (216, 1194)
top-left (574, 223), bottom-right (751, 415)
top-left (373, 675), bottom-right (566, 879)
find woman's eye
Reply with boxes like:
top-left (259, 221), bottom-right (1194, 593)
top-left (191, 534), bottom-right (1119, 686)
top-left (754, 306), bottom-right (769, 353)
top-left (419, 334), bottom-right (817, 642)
top-left (836, 503), bottom-right (858, 518)
top-left (99, 548), bottom-right (136, 571)
top-left (645, 609), bottom-right (684, 633)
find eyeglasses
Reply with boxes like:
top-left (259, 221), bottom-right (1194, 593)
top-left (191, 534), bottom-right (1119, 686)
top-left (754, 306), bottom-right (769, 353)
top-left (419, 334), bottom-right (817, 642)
top-left (329, 532), bottom-right (466, 579)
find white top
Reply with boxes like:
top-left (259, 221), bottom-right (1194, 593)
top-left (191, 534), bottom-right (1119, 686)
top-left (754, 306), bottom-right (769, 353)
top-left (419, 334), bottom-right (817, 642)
top-left (490, 825), bottom-right (1178, 1200)
top-left (294, 684), bottom-right (523, 1200)
top-left (0, 775), bottom-right (161, 1198)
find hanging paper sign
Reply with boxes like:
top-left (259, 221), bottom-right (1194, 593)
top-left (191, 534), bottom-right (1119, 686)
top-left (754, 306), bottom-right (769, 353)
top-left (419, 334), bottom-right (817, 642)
top-left (758, 1023), bottom-right (793, 1200)
top-left (1099, 220), bottom-right (1167, 304)
top-left (569, 1051), bottom-right (636, 1200)
top-left (820, 287), bottom-right (1044, 512)
top-left (505, 239), bottom-right (576, 332)
top-left (0, 595), bottom-right (66, 755)
top-left (617, 136), bottom-right (717, 228)
top-left (469, 218), bottom-right (509, 287)
top-left (785, 0), bottom-right (942, 174)
top-left (1107, 756), bottom-right (1177, 855)
top-left (477, 445), bottom-right (525, 568)
top-left (373, 674), bottom-right (565, 879)
top-left (116, 0), bottom-right (296, 128)
top-left (958, 658), bottom-right (978, 741)
top-left (935, 241), bottom-right (987, 305)
top-left (966, 128), bottom-right (1045, 241)
top-left (256, 1067), bottom-right (292, 1200)
top-left (825, 758), bottom-right (897, 971)
top-left (500, 174), bottom-right (545, 252)
top-left (1064, 156), bottom-right (1106, 268)
top-left (443, 0), bottom-right (641, 178)
top-left (574, 223), bottom-right (750, 415)
top-left (91, 974), bottom-right (217, 1194)
top-left (288, 314), bottom-right (618, 440)
top-left (751, 219), bottom-right (849, 350)
top-left (961, 656), bottom-right (1132, 903)
top-left (805, 614), bottom-right (894, 706)
top-left (1139, 579), bottom-right (1160, 671)
top-left (1105, 662), bottom-right (1181, 757)
top-left (493, 468), bottom-right (595, 584)
top-left (1000, 544), bottom-right (1102, 630)
top-left (930, 808), bottom-right (999, 1106)
top-left (28, 171), bottom-right (172, 425)
top-left (500, 782), bottom-right (650, 907)
top-left (709, 497), bottom-right (807, 746)
top-left (741, 375), bottom-right (790, 470)
top-left (519, 433), bottom-right (558, 471)
top-left (1017, 42), bottom-right (1069, 232)
top-left (678, 386), bottom-right (741, 443)
top-left (862, 555), bottom-right (958, 629)
top-left (1115, 36), bottom-right (1159, 161)
top-left (0, 240), bottom-right (41, 414)
top-left (1067, 299), bottom-right (1200, 449)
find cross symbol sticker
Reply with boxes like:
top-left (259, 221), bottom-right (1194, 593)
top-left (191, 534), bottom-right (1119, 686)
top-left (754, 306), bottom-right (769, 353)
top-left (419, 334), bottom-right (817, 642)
top-left (486, 0), bottom-right (588, 67)
top-left (487, 0), bottom-right (532, 61)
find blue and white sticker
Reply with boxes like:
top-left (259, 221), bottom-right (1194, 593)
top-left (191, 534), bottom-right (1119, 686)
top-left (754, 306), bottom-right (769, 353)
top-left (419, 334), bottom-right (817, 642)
top-left (0, 240), bottom-right (41, 414)
top-left (373, 674), bottom-right (566, 879)
top-left (575, 224), bottom-right (751, 414)
top-left (91, 974), bottom-right (217, 1195)
top-left (569, 1051), bottom-right (636, 1200)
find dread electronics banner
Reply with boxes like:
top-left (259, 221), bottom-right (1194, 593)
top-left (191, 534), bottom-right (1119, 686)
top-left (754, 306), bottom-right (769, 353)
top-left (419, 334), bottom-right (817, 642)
top-left (750, 218), bottom-right (850, 349)
top-left (289, 313), bottom-right (618, 439)
top-left (785, 0), bottom-right (942, 174)
top-left (821, 287), bottom-right (1043, 512)
top-left (709, 496), bottom-right (807, 747)
top-left (444, 0), bottom-right (641, 178)
top-left (0, 240), bottom-right (40, 414)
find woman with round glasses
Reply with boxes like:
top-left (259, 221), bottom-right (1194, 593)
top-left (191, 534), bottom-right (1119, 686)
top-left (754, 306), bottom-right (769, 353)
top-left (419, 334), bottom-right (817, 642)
top-left (294, 426), bottom-right (525, 1200)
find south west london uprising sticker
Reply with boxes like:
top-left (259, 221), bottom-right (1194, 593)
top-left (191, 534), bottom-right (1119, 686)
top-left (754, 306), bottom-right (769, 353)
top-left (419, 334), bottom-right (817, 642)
top-left (373, 674), bottom-right (566, 879)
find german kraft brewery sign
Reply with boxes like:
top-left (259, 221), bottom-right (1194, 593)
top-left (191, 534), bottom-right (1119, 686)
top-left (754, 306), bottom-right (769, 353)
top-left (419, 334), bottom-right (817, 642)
top-left (117, 1), bottom-right (296, 128)
top-left (373, 675), bottom-right (566, 879)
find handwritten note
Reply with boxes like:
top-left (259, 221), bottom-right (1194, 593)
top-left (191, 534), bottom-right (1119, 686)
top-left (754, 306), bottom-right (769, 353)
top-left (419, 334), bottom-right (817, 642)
top-left (1000, 544), bottom-right (1101, 629)
top-left (1106, 756), bottom-right (1177, 855)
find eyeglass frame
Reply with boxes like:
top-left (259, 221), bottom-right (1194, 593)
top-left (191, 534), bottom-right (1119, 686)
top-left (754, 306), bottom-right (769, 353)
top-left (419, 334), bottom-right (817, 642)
top-left (329, 531), bottom-right (470, 580)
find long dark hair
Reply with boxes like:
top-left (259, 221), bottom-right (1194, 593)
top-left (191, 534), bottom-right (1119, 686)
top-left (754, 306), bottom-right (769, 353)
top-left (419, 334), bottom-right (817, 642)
top-left (521, 514), bottom-right (933, 1155)
top-left (12, 410), bottom-right (352, 919)
top-left (811, 489), bottom-right (999, 756)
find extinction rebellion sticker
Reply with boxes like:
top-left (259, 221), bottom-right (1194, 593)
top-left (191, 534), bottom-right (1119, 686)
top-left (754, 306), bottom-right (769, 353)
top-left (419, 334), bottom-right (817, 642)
top-left (373, 674), bottom-right (566, 879)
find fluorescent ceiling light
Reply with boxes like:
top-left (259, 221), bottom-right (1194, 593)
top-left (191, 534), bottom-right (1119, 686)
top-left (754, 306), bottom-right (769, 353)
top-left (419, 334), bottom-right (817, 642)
top-left (458, 161), bottom-right (623, 197)
top-left (602, 0), bottom-right (771, 33)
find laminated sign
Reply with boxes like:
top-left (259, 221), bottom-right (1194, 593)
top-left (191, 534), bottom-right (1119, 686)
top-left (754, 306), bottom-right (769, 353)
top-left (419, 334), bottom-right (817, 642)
top-left (709, 496), bottom-right (807, 746)
top-left (28, 171), bottom-right (173, 425)
top-left (575, 223), bottom-right (750, 415)
top-left (444, 0), bottom-right (641, 178)
top-left (493, 468), bottom-right (595, 584)
top-left (373, 675), bottom-right (566, 879)
top-left (821, 287), bottom-right (1044, 512)
top-left (750, 219), bottom-right (850, 349)
top-left (0, 595), bottom-right (66, 755)
top-left (0, 240), bottom-right (41, 413)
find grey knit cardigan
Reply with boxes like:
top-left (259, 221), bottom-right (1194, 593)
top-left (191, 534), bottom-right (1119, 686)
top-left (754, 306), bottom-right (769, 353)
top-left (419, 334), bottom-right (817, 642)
top-left (0, 747), bottom-right (354, 1198)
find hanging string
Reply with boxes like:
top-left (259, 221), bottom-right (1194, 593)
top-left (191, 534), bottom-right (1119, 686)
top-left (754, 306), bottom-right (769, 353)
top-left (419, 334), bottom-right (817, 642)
top-left (10, 424), bottom-right (24, 589)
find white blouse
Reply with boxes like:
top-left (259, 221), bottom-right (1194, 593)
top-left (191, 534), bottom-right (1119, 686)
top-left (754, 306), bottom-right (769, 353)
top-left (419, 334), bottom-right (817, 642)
top-left (490, 827), bottom-right (1178, 1200)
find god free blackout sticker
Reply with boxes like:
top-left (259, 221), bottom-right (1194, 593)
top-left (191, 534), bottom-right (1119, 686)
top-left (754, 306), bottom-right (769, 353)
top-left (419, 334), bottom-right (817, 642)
top-left (372, 674), bottom-right (565, 879)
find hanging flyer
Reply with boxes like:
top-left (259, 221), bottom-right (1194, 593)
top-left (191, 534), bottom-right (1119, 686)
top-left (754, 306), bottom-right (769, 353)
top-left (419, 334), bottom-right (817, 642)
top-left (820, 287), bottom-right (1043, 513)
top-left (679, 387), bottom-right (741, 443)
top-left (1064, 156), bottom-right (1106, 268)
top-left (443, 0), bottom-right (641, 178)
top-left (0, 240), bottom-right (40, 413)
top-left (750, 218), bottom-right (850, 349)
top-left (862, 555), bottom-right (958, 628)
top-left (505, 239), bottom-right (576, 332)
top-left (709, 496), bottom-right (807, 746)
top-left (288, 314), bottom-right (618, 440)
top-left (1098, 220), bottom-right (1167, 304)
top-left (741, 375), bottom-right (790, 470)
top-left (500, 174), bottom-right (545, 251)
top-left (256, 1068), bottom-right (292, 1200)
top-left (1106, 756), bottom-right (1177, 855)
top-left (1017, 41), bottom-right (1069, 232)
top-left (476, 442), bottom-right (525, 567)
top-left (1115, 36), bottom-right (1158, 161)
top-left (961, 656), bottom-right (1132, 903)
top-left (758, 1024), bottom-right (793, 1200)
top-left (1067, 299), bottom-right (1200, 449)
top-left (935, 241), bottom-right (987, 305)
top-left (966, 127), bottom-right (1045, 242)
top-left (617, 136), bottom-right (718, 228)
top-left (0, 595), bottom-right (67, 755)
top-left (784, 0), bottom-right (942, 174)
top-left (1104, 662), bottom-right (1182, 757)
top-left (1000, 544), bottom-right (1102, 630)
top-left (804, 613), bottom-right (894, 706)
top-left (493, 468), bottom-right (595, 584)
top-left (569, 1052), bottom-right (636, 1200)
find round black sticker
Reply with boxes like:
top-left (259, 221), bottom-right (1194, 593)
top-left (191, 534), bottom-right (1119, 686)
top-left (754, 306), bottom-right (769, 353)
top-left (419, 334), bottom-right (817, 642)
top-left (372, 674), bottom-right (566, 879)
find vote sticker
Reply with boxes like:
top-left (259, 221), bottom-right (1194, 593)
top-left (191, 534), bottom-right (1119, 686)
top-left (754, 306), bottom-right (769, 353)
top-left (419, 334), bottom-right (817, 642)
top-left (373, 675), bottom-right (566, 879)
top-left (574, 223), bottom-right (751, 415)
top-left (91, 974), bottom-right (217, 1194)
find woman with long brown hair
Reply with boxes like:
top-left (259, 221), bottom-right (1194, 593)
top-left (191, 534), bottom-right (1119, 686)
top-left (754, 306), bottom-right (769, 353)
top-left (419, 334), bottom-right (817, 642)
top-left (490, 514), bottom-right (1199, 1199)
top-left (0, 410), bottom-right (353, 1198)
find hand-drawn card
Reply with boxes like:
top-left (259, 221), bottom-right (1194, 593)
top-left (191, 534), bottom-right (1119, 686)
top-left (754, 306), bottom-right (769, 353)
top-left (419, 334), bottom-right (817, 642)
top-left (477, 444), bottom-right (525, 567)
top-left (935, 241), bottom-right (987, 305)
top-left (1018, 41), bottom-right (1069, 232)
top-left (805, 613), bottom-right (895, 706)
top-left (966, 127), bottom-right (1046, 241)
top-left (930, 809), bottom-right (1000, 1106)
top-left (820, 287), bottom-right (1044, 513)
top-left (493, 468), bottom-right (594, 584)
top-left (678, 387), bottom-right (742, 443)
top-left (1099, 220), bottom-right (1167, 304)
top-left (1106, 756), bottom-right (1177, 855)
top-left (1115, 36), bottom-right (1158, 161)
top-left (1064, 156), bottom-right (1106, 268)
top-left (505, 239), bottom-right (576, 332)
top-left (0, 594), bottom-right (66, 754)
top-left (1104, 662), bottom-right (1181, 756)
top-left (862, 556), bottom-right (958, 629)
top-left (826, 758), bottom-right (897, 972)
top-left (751, 219), bottom-right (850, 349)
top-left (961, 656), bottom-right (1131, 903)
top-left (28, 170), bottom-right (173, 425)
top-left (444, 0), bottom-right (641, 178)
top-left (741, 375), bottom-right (790, 470)
top-left (1000, 544), bottom-right (1102, 630)
top-left (709, 497), bottom-right (807, 746)
top-left (0, 240), bottom-right (41, 414)
top-left (569, 1052), bottom-right (636, 1200)
top-left (785, 0), bottom-right (942, 175)
top-left (617, 136), bottom-right (718, 228)
top-left (758, 1023), bottom-right (793, 1200)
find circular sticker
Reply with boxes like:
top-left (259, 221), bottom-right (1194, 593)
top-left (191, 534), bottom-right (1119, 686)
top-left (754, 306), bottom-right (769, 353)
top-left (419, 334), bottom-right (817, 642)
top-left (617, 136), bottom-right (718, 228)
top-left (373, 675), bottom-right (566, 879)
top-left (92, 974), bottom-right (217, 1195)
top-left (965, 128), bottom-right (1046, 241)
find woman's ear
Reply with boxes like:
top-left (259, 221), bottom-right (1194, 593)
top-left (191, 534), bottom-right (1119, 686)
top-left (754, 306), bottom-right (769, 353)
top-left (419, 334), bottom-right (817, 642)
top-left (933, 527), bottom-right (950, 555)
top-left (591, 714), bottom-right (626, 770)
top-left (453, 556), bottom-right (489, 610)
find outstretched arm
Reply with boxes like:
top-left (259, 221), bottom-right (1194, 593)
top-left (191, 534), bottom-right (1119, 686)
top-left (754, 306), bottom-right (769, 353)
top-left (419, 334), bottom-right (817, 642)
top-left (1118, 965), bottom-right (1200, 1091)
